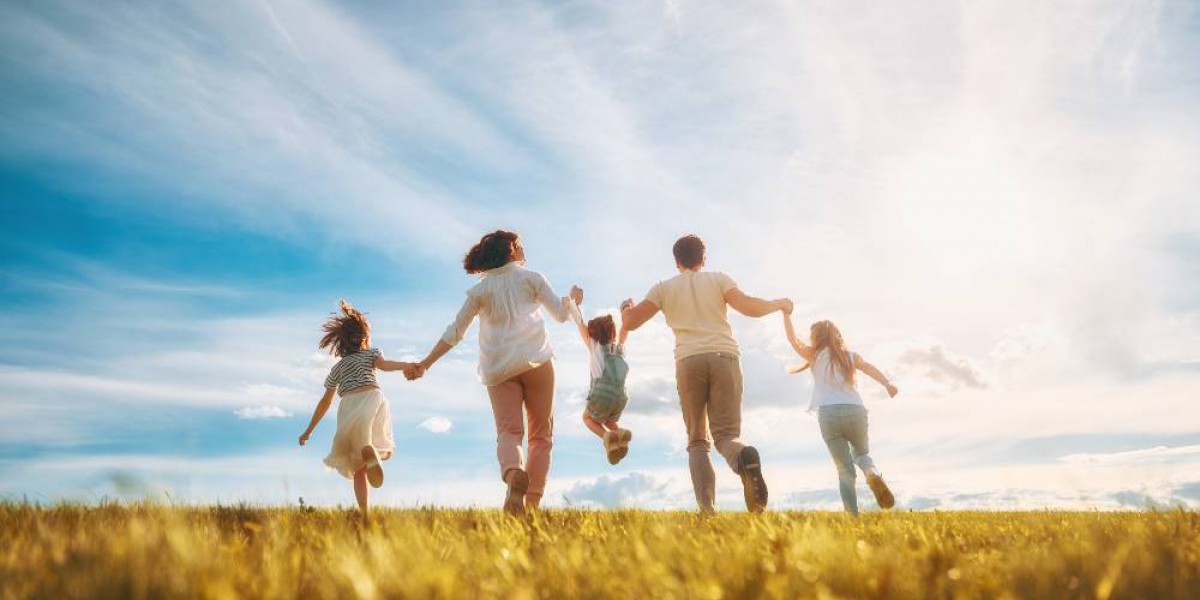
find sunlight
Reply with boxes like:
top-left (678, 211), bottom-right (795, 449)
top-left (893, 153), bottom-right (1036, 267)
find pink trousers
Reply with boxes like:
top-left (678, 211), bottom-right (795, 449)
top-left (488, 361), bottom-right (555, 505)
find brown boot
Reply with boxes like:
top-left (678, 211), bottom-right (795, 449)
top-left (503, 469), bottom-right (529, 516)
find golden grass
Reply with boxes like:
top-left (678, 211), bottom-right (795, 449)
top-left (1, 504), bottom-right (1197, 599)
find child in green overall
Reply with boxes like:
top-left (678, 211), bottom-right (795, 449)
top-left (571, 300), bottom-right (633, 464)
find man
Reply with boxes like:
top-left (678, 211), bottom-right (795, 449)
top-left (622, 234), bottom-right (791, 513)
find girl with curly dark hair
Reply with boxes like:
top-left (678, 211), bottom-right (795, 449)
top-left (298, 299), bottom-right (420, 512)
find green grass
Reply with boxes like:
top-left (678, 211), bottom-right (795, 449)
top-left (1, 504), bottom-right (1197, 599)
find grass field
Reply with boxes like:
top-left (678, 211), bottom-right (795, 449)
top-left (1, 504), bottom-right (1197, 599)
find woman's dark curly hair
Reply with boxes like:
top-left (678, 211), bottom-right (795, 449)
top-left (464, 230), bottom-right (520, 274)
top-left (587, 315), bottom-right (616, 346)
top-left (319, 299), bottom-right (371, 358)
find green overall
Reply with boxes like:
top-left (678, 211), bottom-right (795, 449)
top-left (586, 344), bottom-right (629, 422)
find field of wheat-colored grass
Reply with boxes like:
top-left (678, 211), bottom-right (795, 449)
top-left (1, 503), bottom-right (1197, 599)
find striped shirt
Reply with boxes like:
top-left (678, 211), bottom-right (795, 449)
top-left (324, 348), bottom-right (382, 393)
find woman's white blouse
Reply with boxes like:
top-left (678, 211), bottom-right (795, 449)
top-left (441, 262), bottom-right (572, 386)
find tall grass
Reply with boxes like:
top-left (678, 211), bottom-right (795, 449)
top-left (1, 503), bottom-right (1196, 599)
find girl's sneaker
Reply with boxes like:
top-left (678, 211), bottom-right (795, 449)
top-left (603, 431), bottom-right (621, 465)
top-left (361, 446), bottom-right (384, 488)
top-left (866, 473), bottom-right (895, 509)
top-left (503, 469), bottom-right (529, 516)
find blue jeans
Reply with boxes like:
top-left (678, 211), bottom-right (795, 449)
top-left (817, 404), bottom-right (876, 515)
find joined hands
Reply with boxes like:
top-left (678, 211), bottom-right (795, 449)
top-left (403, 362), bottom-right (427, 381)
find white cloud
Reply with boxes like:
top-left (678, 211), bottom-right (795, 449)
top-left (234, 405), bottom-right (293, 420)
top-left (417, 416), bottom-right (453, 434)
top-left (894, 344), bottom-right (989, 392)
top-left (1059, 445), bottom-right (1200, 466)
top-left (560, 472), bottom-right (678, 509)
top-left (0, 0), bottom-right (514, 256)
top-left (239, 384), bottom-right (309, 409)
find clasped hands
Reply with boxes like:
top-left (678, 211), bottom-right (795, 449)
top-left (402, 362), bottom-right (426, 381)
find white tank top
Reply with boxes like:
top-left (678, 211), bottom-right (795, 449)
top-left (809, 348), bottom-right (864, 411)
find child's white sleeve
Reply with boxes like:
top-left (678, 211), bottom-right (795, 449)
top-left (587, 340), bottom-right (604, 380)
top-left (568, 301), bottom-right (584, 325)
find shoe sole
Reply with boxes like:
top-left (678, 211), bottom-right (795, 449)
top-left (361, 446), bottom-right (384, 488)
top-left (867, 474), bottom-right (895, 509)
top-left (739, 446), bottom-right (768, 513)
top-left (612, 429), bottom-right (633, 464)
top-left (604, 432), bottom-right (620, 465)
top-left (504, 470), bottom-right (529, 517)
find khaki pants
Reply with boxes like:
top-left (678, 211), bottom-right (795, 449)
top-left (676, 352), bottom-right (745, 510)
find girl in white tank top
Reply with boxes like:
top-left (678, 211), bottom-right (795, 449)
top-left (782, 311), bottom-right (901, 513)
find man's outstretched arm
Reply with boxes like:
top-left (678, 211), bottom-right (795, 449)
top-left (725, 288), bottom-right (791, 318)
top-left (620, 299), bottom-right (660, 331)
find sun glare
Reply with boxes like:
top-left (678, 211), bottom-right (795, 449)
top-left (893, 154), bottom-right (1037, 267)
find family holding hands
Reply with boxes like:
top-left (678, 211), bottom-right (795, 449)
top-left (299, 231), bottom-right (901, 517)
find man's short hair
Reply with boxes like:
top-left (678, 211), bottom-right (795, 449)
top-left (673, 234), bottom-right (706, 269)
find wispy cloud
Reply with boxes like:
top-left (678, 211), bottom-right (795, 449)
top-left (234, 405), bottom-right (293, 420)
top-left (561, 472), bottom-right (676, 509)
top-left (1060, 445), bottom-right (1200, 466)
top-left (895, 344), bottom-right (989, 391)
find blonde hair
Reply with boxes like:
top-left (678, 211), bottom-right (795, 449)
top-left (808, 320), bottom-right (856, 387)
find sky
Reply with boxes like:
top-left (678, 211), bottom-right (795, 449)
top-left (1, 0), bottom-right (1199, 511)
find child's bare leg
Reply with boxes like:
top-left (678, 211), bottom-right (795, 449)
top-left (353, 467), bottom-right (369, 511)
top-left (603, 420), bottom-right (620, 432)
top-left (582, 413), bottom-right (607, 438)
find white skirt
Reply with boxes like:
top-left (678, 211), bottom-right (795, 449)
top-left (323, 387), bottom-right (396, 479)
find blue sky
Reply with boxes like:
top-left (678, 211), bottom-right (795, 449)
top-left (2, 0), bottom-right (1199, 510)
